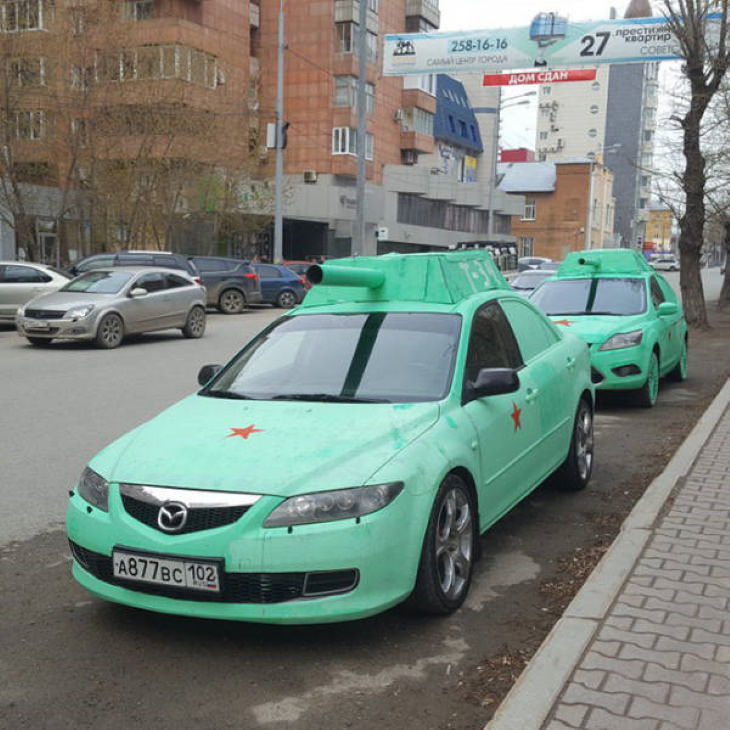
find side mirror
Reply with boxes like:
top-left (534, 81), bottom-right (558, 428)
top-left (465, 368), bottom-right (520, 402)
top-left (657, 302), bottom-right (678, 317)
top-left (129, 287), bottom-right (148, 298)
top-left (198, 364), bottom-right (222, 386)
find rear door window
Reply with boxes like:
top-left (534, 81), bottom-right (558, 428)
top-left (166, 274), bottom-right (192, 289)
top-left (501, 298), bottom-right (559, 363)
top-left (1, 265), bottom-right (51, 283)
top-left (135, 272), bottom-right (168, 293)
top-left (257, 265), bottom-right (282, 279)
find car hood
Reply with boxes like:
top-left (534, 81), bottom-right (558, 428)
top-left (549, 313), bottom-right (647, 346)
top-left (91, 394), bottom-right (440, 497)
top-left (23, 291), bottom-right (112, 311)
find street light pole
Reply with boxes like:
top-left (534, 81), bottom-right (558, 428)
top-left (273, 0), bottom-right (285, 263)
top-left (354, 0), bottom-right (368, 256)
top-left (487, 91), bottom-right (535, 240)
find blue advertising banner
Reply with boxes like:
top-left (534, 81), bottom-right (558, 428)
top-left (384, 12), bottom-right (722, 76)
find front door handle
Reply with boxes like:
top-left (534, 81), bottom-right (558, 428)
top-left (566, 356), bottom-right (576, 370)
top-left (525, 387), bottom-right (539, 403)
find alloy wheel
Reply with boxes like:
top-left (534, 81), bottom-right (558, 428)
top-left (99, 315), bottom-right (123, 348)
top-left (277, 290), bottom-right (296, 308)
top-left (188, 308), bottom-right (205, 337)
top-left (220, 289), bottom-right (244, 314)
top-left (435, 487), bottom-right (473, 601)
top-left (575, 403), bottom-right (594, 482)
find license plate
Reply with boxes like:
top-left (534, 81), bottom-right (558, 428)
top-left (25, 319), bottom-right (49, 330)
top-left (112, 549), bottom-right (220, 592)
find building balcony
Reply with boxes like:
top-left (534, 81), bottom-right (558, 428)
top-left (400, 130), bottom-right (434, 154)
top-left (334, 0), bottom-right (379, 33)
top-left (401, 89), bottom-right (436, 114)
top-left (405, 0), bottom-right (440, 27)
top-left (333, 54), bottom-right (377, 83)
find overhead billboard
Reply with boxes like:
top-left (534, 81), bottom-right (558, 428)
top-left (384, 12), bottom-right (722, 76)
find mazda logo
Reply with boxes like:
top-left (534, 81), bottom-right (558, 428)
top-left (157, 501), bottom-right (188, 533)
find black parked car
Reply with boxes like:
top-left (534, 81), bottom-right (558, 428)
top-left (69, 251), bottom-right (201, 281)
top-left (190, 256), bottom-right (263, 314)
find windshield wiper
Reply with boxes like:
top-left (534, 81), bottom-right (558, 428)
top-left (202, 391), bottom-right (259, 400)
top-left (271, 393), bottom-right (390, 403)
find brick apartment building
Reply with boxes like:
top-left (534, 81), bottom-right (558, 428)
top-left (499, 159), bottom-right (616, 260)
top-left (1, 0), bottom-right (520, 262)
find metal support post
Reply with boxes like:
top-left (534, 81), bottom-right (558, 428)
top-left (273, 0), bottom-right (285, 263)
top-left (486, 88), bottom-right (502, 240)
top-left (354, 0), bottom-right (368, 255)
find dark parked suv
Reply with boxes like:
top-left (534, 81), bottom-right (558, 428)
top-left (191, 256), bottom-right (263, 313)
top-left (69, 251), bottom-right (200, 281)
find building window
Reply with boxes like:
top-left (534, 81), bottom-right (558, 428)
top-left (539, 131), bottom-right (548, 141)
top-left (448, 115), bottom-right (455, 133)
top-left (403, 73), bottom-right (436, 96)
top-left (588, 128), bottom-right (598, 138)
top-left (518, 237), bottom-right (534, 257)
top-left (397, 194), bottom-right (489, 233)
top-left (458, 120), bottom-right (468, 138)
top-left (71, 118), bottom-right (89, 147)
top-left (15, 110), bottom-right (46, 139)
top-left (591, 82), bottom-right (600, 91)
top-left (522, 198), bottom-right (537, 221)
top-left (334, 76), bottom-right (374, 114)
top-left (542, 86), bottom-right (551, 95)
top-left (96, 45), bottom-right (218, 89)
top-left (403, 108), bottom-right (434, 136)
top-left (70, 7), bottom-right (85, 34)
top-left (125, 0), bottom-right (153, 21)
top-left (10, 56), bottom-right (45, 86)
top-left (644, 129), bottom-right (653, 142)
top-left (590, 104), bottom-right (599, 114)
top-left (367, 0), bottom-right (378, 11)
top-left (332, 127), bottom-right (373, 160)
top-left (1, 0), bottom-right (46, 32)
top-left (336, 23), bottom-right (377, 62)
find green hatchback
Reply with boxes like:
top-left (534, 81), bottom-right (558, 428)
top-left (531, 249), bottom-right (688, 407)
top-left (67, 251), bottom-right (594, 624)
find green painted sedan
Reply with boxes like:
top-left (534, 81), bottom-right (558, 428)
top-left (530, 249), bottom-right (688, 408)
top-left (67, 251), bottom-right (594, 624)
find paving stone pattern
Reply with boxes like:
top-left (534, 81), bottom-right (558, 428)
top-left (547, 408), bottom-right (730, 730)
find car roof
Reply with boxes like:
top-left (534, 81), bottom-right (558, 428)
top-left (0, 260), bottom-right (52, 268)
top-left (78, 266), bottom-right (193, 277)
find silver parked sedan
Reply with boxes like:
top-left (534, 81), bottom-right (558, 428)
top-left (16, 267), bottom-right (207, 348)
top-left (0, 261), bottom-right (70, 322)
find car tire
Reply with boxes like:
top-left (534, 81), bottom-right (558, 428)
top-left (26, 336), bottom-right (53, 346)
top-left (667, 338), bottom-right (688, 383)
top-left (635, 351), bottom-right (660, 408)
top-left (182, 306), bottom-right (206, 339)
top-left (218, 288), bottom-right (246, 314)
top-left (276, 290), bottom-right (297, 309)
top-left (409, 473), bottom-right (477, 615)
top-left (95, 313), bottom-right (124, 349)
top-left (555, 397), bottom-right (594, 491)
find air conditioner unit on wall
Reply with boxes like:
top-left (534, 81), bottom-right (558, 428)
top-left (303, 169), bottom-right (318, 183)
top-left (393, 109), bottom-right (403, 122)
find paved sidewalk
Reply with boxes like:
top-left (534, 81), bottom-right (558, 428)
top-left (489, 380), bottom-right (730, 730)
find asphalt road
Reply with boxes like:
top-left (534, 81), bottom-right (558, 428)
top-left (2, 269), bottom-right (729, 730)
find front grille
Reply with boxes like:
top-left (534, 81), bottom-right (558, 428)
top-left (121, 494), bottom-right (249, 534)
top-left (24, 308), bottom-right (66, 320)
top-left (69, 541), bottom-right (348, 604)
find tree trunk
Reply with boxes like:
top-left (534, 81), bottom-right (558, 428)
top-left (678, 73), bottom-right (710, 329)
top-left (719, 221), bottom-right (730, 309)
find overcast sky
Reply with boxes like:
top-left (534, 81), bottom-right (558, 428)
top-left (439, 1), bottom-right (671, 150)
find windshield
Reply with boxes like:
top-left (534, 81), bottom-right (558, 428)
top-left (512, 272), bottom-right (551, 289)
top-left (203, 312), bottom-right (461, 403)
top-left (530, 277), bottom-right (647, 316)
top-left (61, 270), bottom-right (133, 294)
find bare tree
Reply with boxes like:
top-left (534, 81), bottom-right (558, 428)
top-left (660, 0), bottom-right (730, 328)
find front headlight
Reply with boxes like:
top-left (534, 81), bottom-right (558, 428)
top-left (598, 329), bottom-right (644, 351)
top-left (77, 467), bottom-right (109, 511)
top-left (66, 304), bottom-right (95, 319)
top-left (263, 482), bottom-right (404, 528)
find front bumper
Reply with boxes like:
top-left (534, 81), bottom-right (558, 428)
top-left (16, 314), bottom-right (97, 341)
top-left (589, 345), bottom-right (648, 391)
top-left (66, 483), bottom-right (428, 624)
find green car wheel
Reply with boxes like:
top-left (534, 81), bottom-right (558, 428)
top-left (409, 474), bottom-right (477, 615)
top-left (635, 351), bottom-right (660, 408)
top-left (667, 338), bottom-right (688, 382)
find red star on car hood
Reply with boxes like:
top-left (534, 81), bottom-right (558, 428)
top-left (553, 319), bottom-right (574, 327)
top-left (510, 402), bottom-right (522, 431)
top-left (226, 425), bottom-right (264, 440)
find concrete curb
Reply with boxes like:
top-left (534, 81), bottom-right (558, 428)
top-left (486, 377), bottom-right (730, 730)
